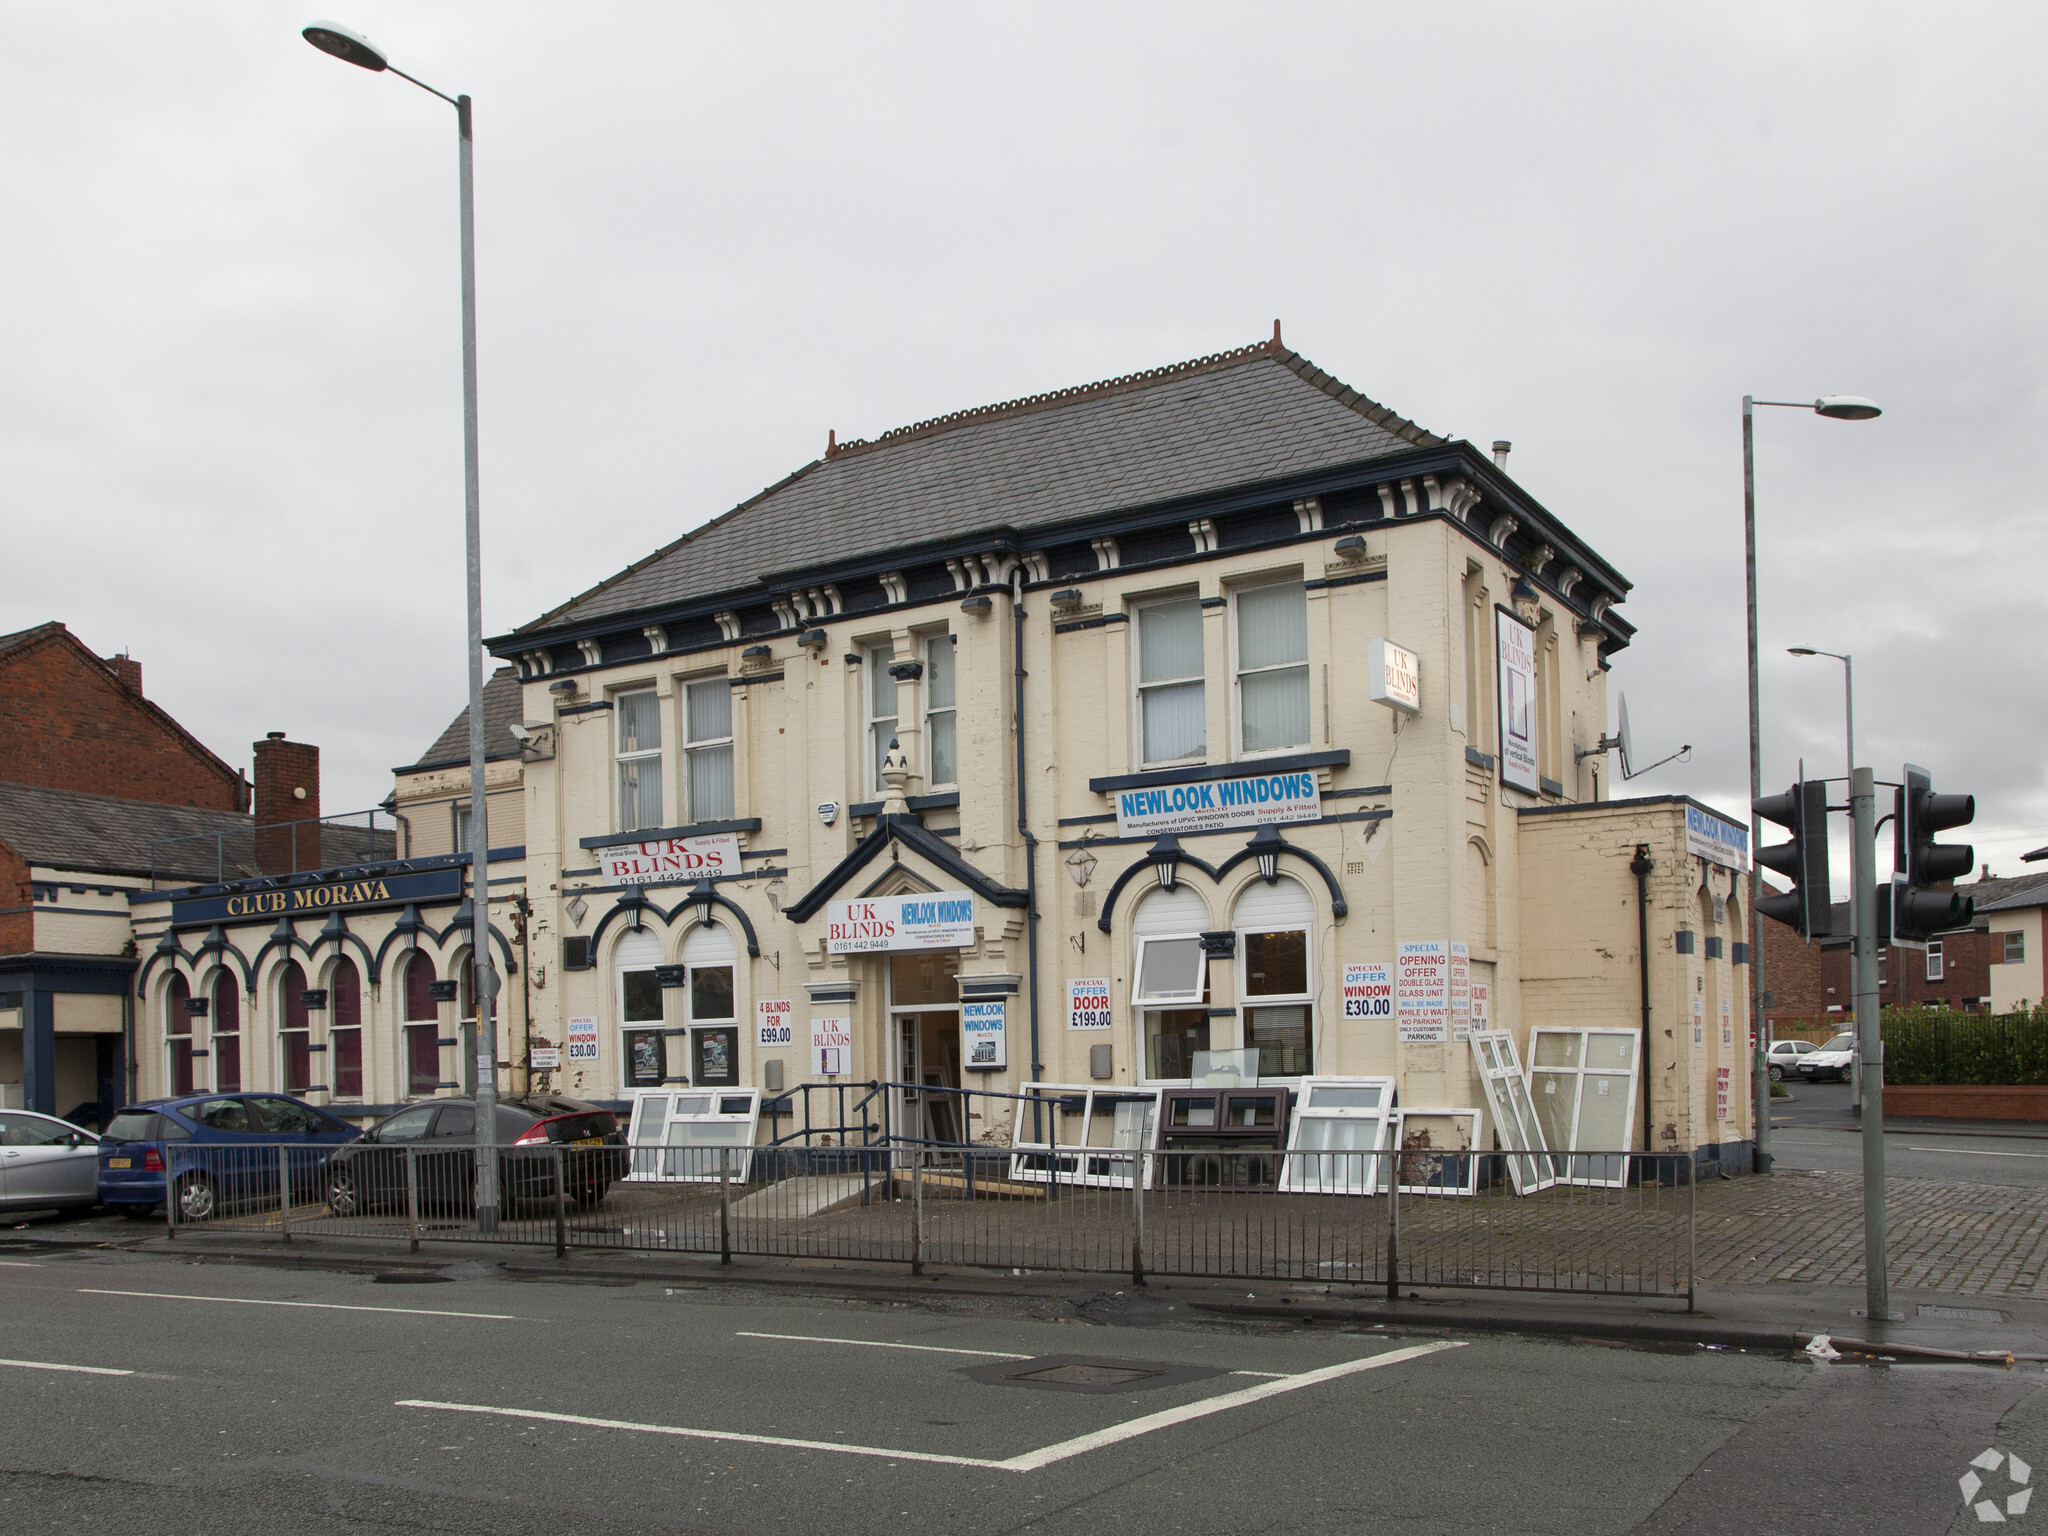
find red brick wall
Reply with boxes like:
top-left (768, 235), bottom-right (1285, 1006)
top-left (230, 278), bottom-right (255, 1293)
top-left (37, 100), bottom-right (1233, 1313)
top-left (0, 627), bottom-right (244, 811)
top-left (0, 838), bottom-right (31, 954)
top-left (253, 734), bottom-right (321, 874)
top-left (1758, 914), bottom-right (1827, 1027)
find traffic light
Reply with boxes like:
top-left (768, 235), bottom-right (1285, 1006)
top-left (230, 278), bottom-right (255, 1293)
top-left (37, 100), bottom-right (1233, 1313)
top-left (1755, 779), bottom-right (1831, 938)
top-left (1892, 762), bottom-right (1975, 944)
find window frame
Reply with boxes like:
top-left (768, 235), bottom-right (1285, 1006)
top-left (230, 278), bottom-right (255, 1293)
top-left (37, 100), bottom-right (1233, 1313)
top-left (277, 961), bottom-right (312, 1096)
top-left (923, 633), bottom-right (958, 789)
top-left (613, 685), bottom-right (664, 835)
top-left (1235, 920), bottom-right (1315, 1079)
top-left (865, 644), bottom-right (898, 793)
top-left (682, 674), bottom-right (735, 822)
top-left (615, 931), bottom-right (669, 1094)
top-left (1132, 933), bottom-right (1211, 1086)
top-left (2002, 931), bottom-right (2026, 965)
top-left (1925, 940), bottom-right (1944, 983)
top-left (165, 974), bottom-right (195, 1098)
top-left (329, 958), bottom-right (362, 1100)
top-left (1228, 577), bottom-right (1311, 760)
top-left (211, 971), bottom-right (243, 1094)
top-left (1132, 595), bottom-right (1208, 769)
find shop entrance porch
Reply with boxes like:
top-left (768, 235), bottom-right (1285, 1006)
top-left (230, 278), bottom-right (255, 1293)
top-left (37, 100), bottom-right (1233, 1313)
top-left (890, 951), bottom-right (962, 1145)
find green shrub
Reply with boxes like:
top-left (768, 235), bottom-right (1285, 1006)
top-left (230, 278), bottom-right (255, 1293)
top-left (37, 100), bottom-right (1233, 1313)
top-left (1881, 1005), bottom-right (2048, 1085)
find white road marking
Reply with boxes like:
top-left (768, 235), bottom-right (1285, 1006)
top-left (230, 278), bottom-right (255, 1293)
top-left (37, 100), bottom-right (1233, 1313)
top-left (0, 1357), bottom-right (133, 1376)
top-left (0, 1261), bottom-right (41, 1267)
top-left (1902, 1146), bottom-right (2048, 1159)
top-left (401, 1339), bottom-right (1462, 1471)
top-left (80, 1289), bottom-right (513, 1320)
top-left (736, 1331), bottom-right (1030, 1359)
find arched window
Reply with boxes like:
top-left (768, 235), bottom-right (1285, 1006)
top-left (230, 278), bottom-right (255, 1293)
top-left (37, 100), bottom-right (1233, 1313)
top-left (1234, 877), bottom-right (1315, 1077)
top-left (1131, 885), bottom-right (1211, 1081)
top-left (278, 960), bottom-right (311, 1094)
top-left (403, 953), bottom-right (441, 1096)
top-left (212, 972), bottom-right (242, 1092)
top-left (331, 958), bottom-right (362, 1099)
top-left (682, 921), bottom-right (738, 1086)
top-left (615, 929), bottom-right (667, 1090)
top-left (166, 974), bottom-right (194, 1097)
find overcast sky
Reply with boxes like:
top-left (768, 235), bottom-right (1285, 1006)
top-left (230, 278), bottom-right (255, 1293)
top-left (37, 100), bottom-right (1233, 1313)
top-left (5, 3), bottom-right (2043, 882)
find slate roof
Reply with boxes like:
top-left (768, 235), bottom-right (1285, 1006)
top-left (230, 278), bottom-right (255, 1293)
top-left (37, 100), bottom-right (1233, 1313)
top-left (0, 782), bottom-right (256, 881)
top-left (1970, 872), bottom-right (2048, 913)
top-left (400, 667), bottom-right (526, 774)
top-left (517, 341), bottom-right (1448, 636)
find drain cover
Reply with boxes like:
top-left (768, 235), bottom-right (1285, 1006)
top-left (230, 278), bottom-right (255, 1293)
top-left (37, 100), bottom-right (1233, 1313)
top-left (962, 1355), bottom-right (1223, 1396)
top-left (1014, 1363), bottom-right (1160, 1387)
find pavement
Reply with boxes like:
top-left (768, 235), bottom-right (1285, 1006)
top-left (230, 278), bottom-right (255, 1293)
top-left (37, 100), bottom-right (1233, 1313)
top-left (2, 1242), bottom-right (2044, 1535)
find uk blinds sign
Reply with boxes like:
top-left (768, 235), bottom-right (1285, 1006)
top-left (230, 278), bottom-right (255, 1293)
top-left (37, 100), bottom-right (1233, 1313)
top-left (595, 832), bottom-right (741, 888)
top-left (1495, 608), bottom-right (1539, 795)
top-left (825, 893), bottom-right (975, 953)
top-left (1112, 769), bottom-right (1320, 838)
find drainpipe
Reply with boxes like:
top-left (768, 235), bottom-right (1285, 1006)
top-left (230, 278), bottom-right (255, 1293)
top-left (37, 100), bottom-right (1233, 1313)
top-left (1630, 844), bottom-right (1655, 1160)
top-left (514, 893), bottom-right (533, 1095)
top-left (1013, 570), bottom-right (1044, 1082)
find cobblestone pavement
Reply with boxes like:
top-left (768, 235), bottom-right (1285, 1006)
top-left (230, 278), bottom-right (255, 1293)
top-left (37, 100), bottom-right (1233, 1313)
top-left (1690, 1166), bottom-right (2048, 1297)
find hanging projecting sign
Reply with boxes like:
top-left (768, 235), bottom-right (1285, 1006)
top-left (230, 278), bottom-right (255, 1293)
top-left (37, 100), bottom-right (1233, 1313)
top-left (1366, 638), bottom-right (1421, 714)
top-left (825, 893), bottom-right (975, 953)
top-left (596, 833), bottom-right (741, 888)
top-left (756, 998), bottom-right (794, 1048)
top-left (1684, 804), bottom-right (1751, 872)
top-left (811, 1016), bottom-right (851, 1076)
top-left (1342, 963), bottom-right (1392, 1021)
top-left (962, 998), bottom-right (1008, 1070)
top-left (1067, 979), bottom-right (1112, 1030)
top-left (1495, 609), bottom-right (1540, 795)
top-left (1112, 769), bottom-right (1320, 839)
top-left (1396, 941), bottom-right (1450, 1043)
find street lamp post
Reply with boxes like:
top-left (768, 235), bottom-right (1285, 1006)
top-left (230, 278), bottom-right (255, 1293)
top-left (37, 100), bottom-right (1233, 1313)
top-left (305, 21), bottom-right (500, 1228)
top-left (1742, 393), bottom-right (1879, 1177)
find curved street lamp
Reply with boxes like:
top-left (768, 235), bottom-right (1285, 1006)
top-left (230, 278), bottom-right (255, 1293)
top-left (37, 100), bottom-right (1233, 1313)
top-left (1742, 392), bottom-right (1880, 1180)
top-left (305, 21), bottom-right (500, 1228)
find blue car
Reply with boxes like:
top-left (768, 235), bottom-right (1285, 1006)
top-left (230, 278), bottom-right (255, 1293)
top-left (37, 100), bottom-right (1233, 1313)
top-left (98, 1093), bottom-right (361, 1222)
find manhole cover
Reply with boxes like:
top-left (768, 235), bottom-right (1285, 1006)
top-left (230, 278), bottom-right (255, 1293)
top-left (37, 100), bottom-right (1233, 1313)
top-left (1917, 1304), bottom-right (2004, 1324)
top-left (961, 1355), bottom-right (1223, 1396)
top-left (1014, 1363), bottom-right (1160, 1387)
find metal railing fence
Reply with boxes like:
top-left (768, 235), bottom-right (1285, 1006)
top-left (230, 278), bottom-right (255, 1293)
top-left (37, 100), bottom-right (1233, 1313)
top-left (176, 1135), bottom-right (1695, 1307)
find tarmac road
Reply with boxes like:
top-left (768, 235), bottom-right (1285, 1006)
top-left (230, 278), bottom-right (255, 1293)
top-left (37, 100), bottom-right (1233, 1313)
top-left (1769, 1082), bottom-right (2048, 1188)
top-left (0, 1247), bottom-right (2041, 1536)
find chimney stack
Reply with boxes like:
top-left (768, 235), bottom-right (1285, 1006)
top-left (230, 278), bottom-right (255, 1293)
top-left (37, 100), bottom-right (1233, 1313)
top-left (253, 732), bottom-right (321, 875)
top-left (1492, 440), bottom-right (1512, 470)
top-left (106, 653), bottom-right (142, 695)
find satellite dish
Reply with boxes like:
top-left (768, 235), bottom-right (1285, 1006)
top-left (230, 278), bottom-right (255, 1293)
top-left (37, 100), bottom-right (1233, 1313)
top-left (1617, 694), bottom-right (1635, 777)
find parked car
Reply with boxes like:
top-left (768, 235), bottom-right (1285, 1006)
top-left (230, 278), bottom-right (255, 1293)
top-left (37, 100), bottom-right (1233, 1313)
top-left (97, 1093), bottom-right (361, 1221)
top-left (1795, 1032), bottom-right (1857, 1083)
top-left (0, 1109), bottom-right (102, 1215)
top-left (323, 1094), bottom-right (628, 1219)
top-left (1765, 1039), bottom-right (1817, 1082)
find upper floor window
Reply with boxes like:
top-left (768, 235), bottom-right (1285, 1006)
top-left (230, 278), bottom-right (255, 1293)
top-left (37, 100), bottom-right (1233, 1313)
top-left (925, 636), bottom-right (957, 787)
top-left (615, 688), bottom-right (663, 833)
top-left (684, 677), bottom-right (735, 822)
top-left (1234, 581), bottom-right (1309, 755)
top-left (1925, 941), bottom-right (1944, 983)
top-left (2003, 931), bottom-right (2026, 964)
top-left (867, 645), bottom-right (897, 790)
top-left (453, 797), bottom-right (474, 854)
top-left (1136, 598), bottom-right (1205, 766)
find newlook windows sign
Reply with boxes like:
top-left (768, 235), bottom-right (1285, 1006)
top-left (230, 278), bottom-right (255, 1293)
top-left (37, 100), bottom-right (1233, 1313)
top-left (825, 892), bottom-right (976, 954)
top-left (1113, 770), bottom-right (1320, 838)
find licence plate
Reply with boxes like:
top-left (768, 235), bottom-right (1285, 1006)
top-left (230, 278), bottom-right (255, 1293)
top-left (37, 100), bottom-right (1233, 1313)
top-left (572, 1137), bottom-right (602, 1148)
top-left (107, 1157), bottom-right (132, 1169)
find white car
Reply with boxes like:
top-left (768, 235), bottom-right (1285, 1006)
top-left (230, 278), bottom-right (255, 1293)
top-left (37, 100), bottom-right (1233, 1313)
top-left (1765, 1039), bottom-right (1816, 1082)
top-left (1796, 1031), bottom-right (1856, 1084)
top-left (0, 1110), bottom-right (101, 1214)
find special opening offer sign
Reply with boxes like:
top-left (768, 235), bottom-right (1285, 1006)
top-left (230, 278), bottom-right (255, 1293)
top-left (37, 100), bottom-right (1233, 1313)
top-left (1396, 941), bottom-right (1450, 1043)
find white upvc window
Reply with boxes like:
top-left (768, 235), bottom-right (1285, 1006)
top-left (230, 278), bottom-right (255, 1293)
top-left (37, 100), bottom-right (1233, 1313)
top-left (1234, 875), bottom-right (1315, 1077)
top-left (1130, 883), bottom-right (1213, 1082)
top-left (866, 644), bottom-right (898, 791)
top-left (615, 688), bottom-right (663, 833)
top-left (924, 635), bottom-right (957, 788)
top-left (1233, 580), bottom-right (1309, 755)
top-left (615, 928), bottom-right (668, 1092)
top-left (683, 677), bottom-right (734, 822)
top-left (2003, 931), bottom-right (2026, 964)
top-left (1925, 940), bottom-right (1944, 982)
top-left (1135, 597), bottom-right (1206, 766)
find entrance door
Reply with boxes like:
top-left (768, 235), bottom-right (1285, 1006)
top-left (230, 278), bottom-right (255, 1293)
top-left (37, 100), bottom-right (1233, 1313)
top-left (889, 952), bottom-right (961, 1147)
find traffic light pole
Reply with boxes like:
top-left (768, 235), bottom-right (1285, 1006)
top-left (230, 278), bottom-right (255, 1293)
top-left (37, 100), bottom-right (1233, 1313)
top-left (1851, 765), bottom-right (1889, 1321)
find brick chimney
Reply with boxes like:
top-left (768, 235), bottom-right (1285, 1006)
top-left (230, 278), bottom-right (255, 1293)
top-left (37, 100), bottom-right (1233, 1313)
top-left (253, 732), bottom-right (321, 874)
top-left (106, 652), bottom-right (142, 695)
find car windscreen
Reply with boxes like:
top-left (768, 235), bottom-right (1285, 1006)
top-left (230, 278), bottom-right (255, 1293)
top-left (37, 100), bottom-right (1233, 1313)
top-left (1824, 1034), bottom-right (1854, 1053)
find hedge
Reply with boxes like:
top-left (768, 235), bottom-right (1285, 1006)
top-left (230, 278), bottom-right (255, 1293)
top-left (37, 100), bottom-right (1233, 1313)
top-left (1880, 1005), bottom-right (2048, 1086)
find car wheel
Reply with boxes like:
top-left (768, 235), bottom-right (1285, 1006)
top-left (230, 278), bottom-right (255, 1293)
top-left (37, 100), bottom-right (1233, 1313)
top-left (174, 1173), bottom-right (215, 1223)
top-left (1768, 1065), bottom-right (1784, 1082)
top-left (326, 1170), bottom-right (362, 1219)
